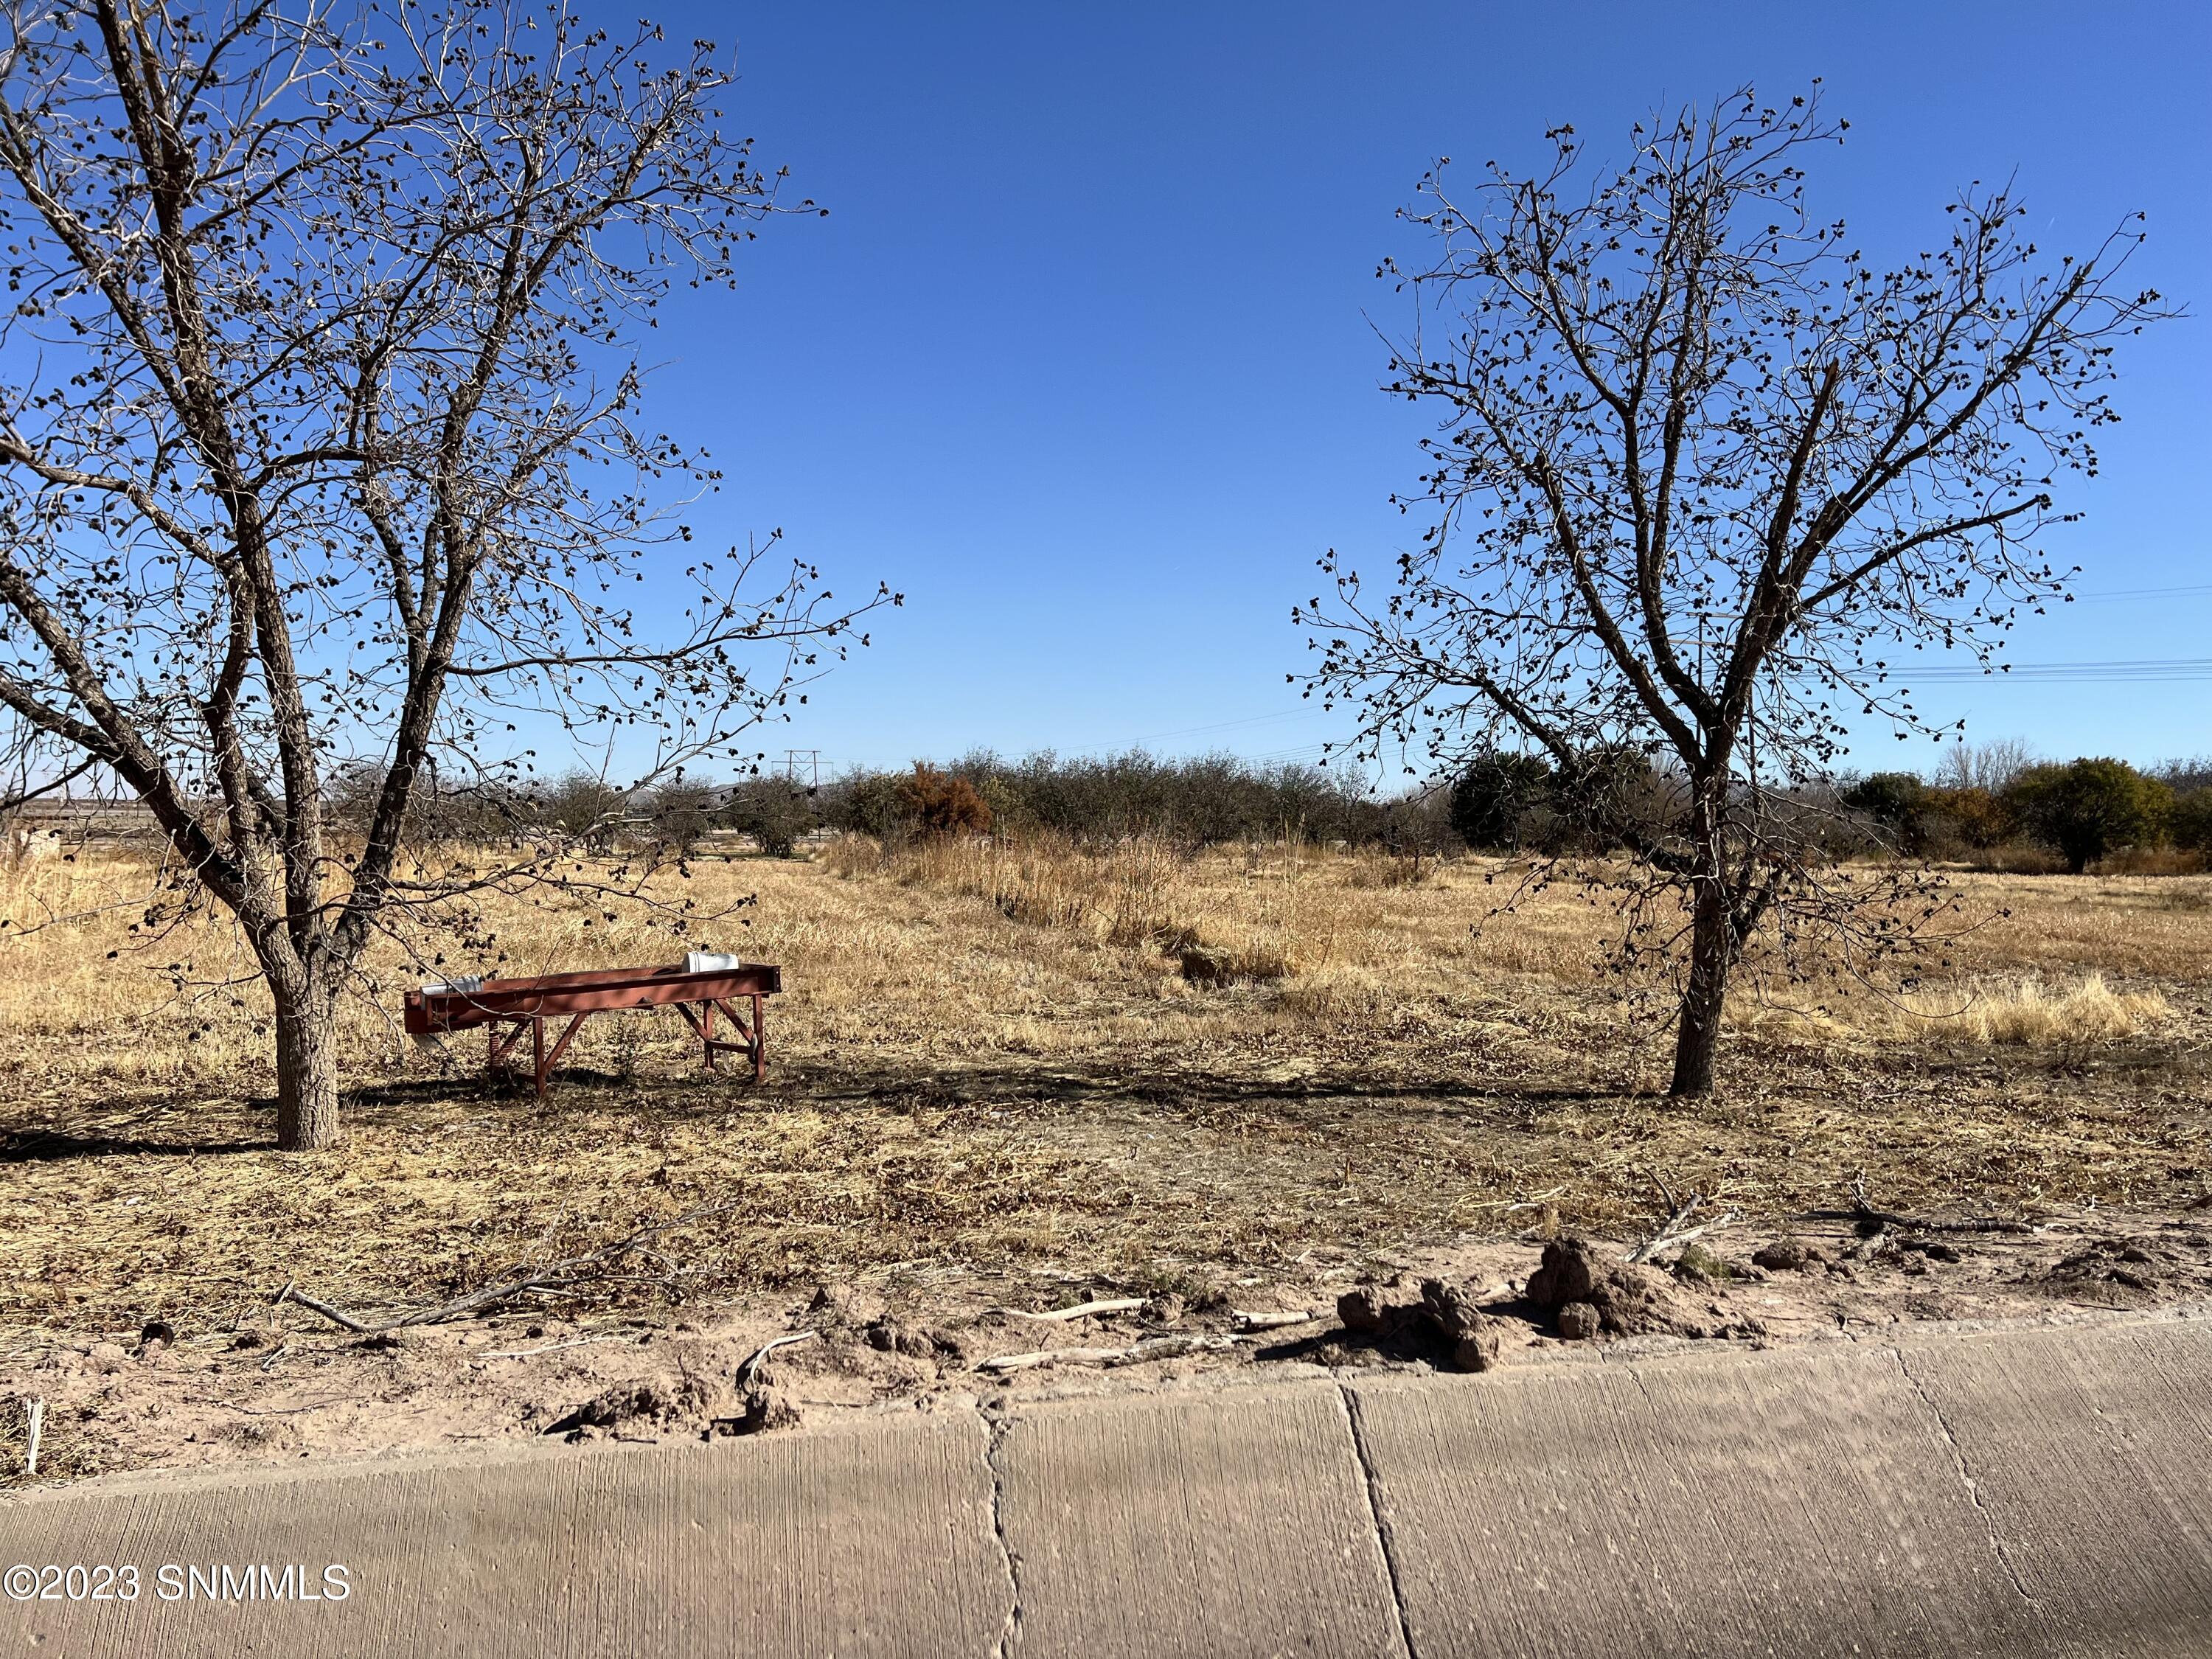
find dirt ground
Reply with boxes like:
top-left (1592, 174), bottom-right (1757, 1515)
top-left (4, 843), bottom-right (2211, 1486)
top-left (8, 1205), bottom-right (2211, 1488)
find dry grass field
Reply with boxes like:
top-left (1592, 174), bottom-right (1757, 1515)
top-left (3, 835), bottom-right (2208, 1345)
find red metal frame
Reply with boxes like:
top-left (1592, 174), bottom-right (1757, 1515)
top-left (403, 962), bottom-right (780, 1099)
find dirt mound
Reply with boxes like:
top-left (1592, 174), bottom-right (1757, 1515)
top-left (1752, 1237), bottom-right (1830, 1273)
top-left (1523, 1237), bottom-right (1763, 1341)
top-left (546, 1374), bottom-right (717, 1441)
top-left (864, 1317), bottom-right (967, 1362)
top-left (1335, 1277), bottom-right (1503, 1371)
top-left (2034, 1237), bottom-right (2182, 1306)
top-left (1419, 1279), bottom-right (1504, 1373)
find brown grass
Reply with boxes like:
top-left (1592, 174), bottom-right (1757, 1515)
top-left (3, 835), bottom-right (2208, 1341)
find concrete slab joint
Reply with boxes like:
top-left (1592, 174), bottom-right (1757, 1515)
top-left (980, 1400), bottom-right (1024, 1659)
top-left (1338, 1381), bottom-right (1421, 1659)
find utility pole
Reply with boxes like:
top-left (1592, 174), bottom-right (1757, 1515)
top-left (782, 749), bottom-right (821, 787)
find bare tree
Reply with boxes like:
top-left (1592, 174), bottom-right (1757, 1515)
top-left (1300, 87), bottom-right (2167, 1096)
top-left (1935, 736), bottom-right (2035, 794)
top-left (0, 0), bottom-right (889, 1147)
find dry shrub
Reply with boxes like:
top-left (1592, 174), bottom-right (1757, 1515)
top-left (896, 764), bottom-right (992, 837)
top-left (1723, 998), bottom-right (1857, 1046)
top-left (1913, 972), bottom-right (2170, 1046)
top-left (1278, 962), bottom-right (1388, 1025)
top-left (1178, 935), bottom-right (1294, 985)
top-left (2097, 847), bottom-right (2208, 877)
top-left (1346, 851), bottom-right (1438, 890)
top-left (850, 830), bottom-right (1331, 987)
top-left (857, 831), bottom-right (1197, 954)
top-left (1975, 843), bottom-right (2068, 876)
top-left (820, 833), bottom-right (885, 878)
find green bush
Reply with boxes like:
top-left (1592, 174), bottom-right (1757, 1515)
top-left (831, 772), bottom-right (911, 840)
top-left (2003, 758), bottom-right (2173, 874)
top-left (727, 777), bottom-right (813, 858)
top-left (1447, 751), bottom-right (1553, 850)
top-left (1842, 771), bottom-right (1934, 854)
top-left (2169, 789), bottom-right (2212, 855)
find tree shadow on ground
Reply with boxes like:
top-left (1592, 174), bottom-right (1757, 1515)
top-left (1, 1125), bottom-right (274, 1161)
top-left (327, 1055), bottom-right (1649, 1138)
top-left (785, 1059), bottom-right (1643, 1118)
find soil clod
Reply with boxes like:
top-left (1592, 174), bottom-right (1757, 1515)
top-left (1419, 1278), bottom-right (1504, 1373)
top-left (1753, 1238), bottom-right (1829, 1273)
top-left (1556, 1301), bottom-right (1602, 1341)
top-left (1523, 1237), bottom-right (1714, 1339)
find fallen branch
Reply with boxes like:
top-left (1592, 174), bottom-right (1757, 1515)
top-left (737, 1330), bottom-right (819, 1389)
top-left (1233, 1308), bottom-right (1324, 1332)
top-left (1843, 1175), bottom-right (2039, 1237)
top-left (1629, 1213), bottom-right (1739, 1264)
top-left (990, 1297), bottom-right (1146, 1323)
top-left (277, 1288), bottom-right (380, 1334)
top-left (276, 1198), bottom-right (746, 1336)
top-left (978, 1347), bottom-right (1121, 1374)
top-left (1465, 1186), bottom-right (1567, 1212)
top-left (479, 1334), bottom-right (631, 1362)
top-left (978, 1334), bottom-right (1239, 1374)
top-left (1626, 1176), bottom-right (1705, 1265)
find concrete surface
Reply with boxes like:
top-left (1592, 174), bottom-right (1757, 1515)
top-left (1, 1411), bottom-right (1006, 1657)
top-left (1895, 1319), bottom-right (2212, 1658)
top-left (1346, 1341), bottom-right (2039, 1658)
top-left (4, 1315), bottom-right (2210, 1658)
top-left (991, 1382), bottom-right (1405, 1658)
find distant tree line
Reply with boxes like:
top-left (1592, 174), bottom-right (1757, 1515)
top-left (313, 750), bottom-right (1453, 858)
top-left (1837, 751), bottom-right (2212, 874)
top-left (1441, 740), bottom-right (2212, 876)
top-left (821, 751), bottom-right (1452, 849)
top-left (307, 740), bottom-right (2209, 876)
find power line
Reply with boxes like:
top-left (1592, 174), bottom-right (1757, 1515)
top-left (1901, 657), bottom-right (2212, 684)
top-left (2069, 582), bottom-right (2212, 604)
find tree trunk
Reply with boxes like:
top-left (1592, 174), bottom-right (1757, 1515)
top-left (273, 976), bottom-right (343, 1150)
top-left (1669, 871), bottom-right (1732, 1099)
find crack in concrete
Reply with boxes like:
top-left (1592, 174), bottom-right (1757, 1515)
top-left (1335, 1382), bottom-right (1421, 1659)
top-left (978, 1399), bottom-right (1023, 1659)
top-left (1890, 1344), bottom-right (2038, 1605)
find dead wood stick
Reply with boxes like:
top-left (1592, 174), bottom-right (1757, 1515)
top-left (1101, 1335), bottom-right (1237, 1368)
top-left (479, 1334), bottom-right (630, 1362)
top-left (1843, 1176), bottom-right (2038, 1236)
top-left (1234, 1308), bottom-right (1324, 1332)
top-left (978, 1346), bottom-right (1123, 1374)
top-left (737, 1330), bottom-right (818, 1388)
top-left (992, 1297), bottom-right (1145, 1323)
top-left (1627, 1186), bottom-right (1704, 1264)
top-left (1627, 1213), bottom-right (1739, 1263)
top-left (978, 1334), bottom-right (1239, 1374)
top-left (276, 1197), bottom-right (749, 1336)
top-left (276, 1287), bottom-right (381, 1334)
top-left (24, 1397), bottom-right (43, 1478)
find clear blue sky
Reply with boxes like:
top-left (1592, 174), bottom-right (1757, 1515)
top-left (635, 0), bottom-right (2209, 782)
